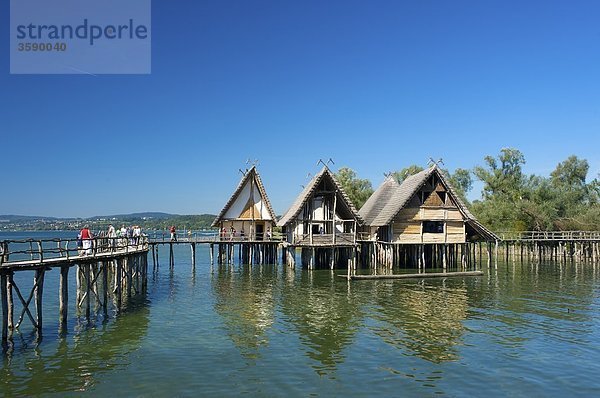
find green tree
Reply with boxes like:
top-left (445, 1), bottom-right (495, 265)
top-left (335, 167), bottom-right (374, 209)
top-left (445, 168), bottom-right (472, 203)
top-left (392, 165), bottom-right (424, 184)
top-left (473, 147), bottom-right (526, 200)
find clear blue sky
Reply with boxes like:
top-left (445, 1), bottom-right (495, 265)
top-left (2, 0), bottom-right (599, 218)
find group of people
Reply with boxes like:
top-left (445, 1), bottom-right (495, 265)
top-left (77, 224), bottom-right (145, 256)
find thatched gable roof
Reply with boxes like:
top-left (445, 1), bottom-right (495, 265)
top-left (360, 166), bottom-right (498, 241)
top-left (358, 175), bottom-right (400, 226)
top-left (276, 166), bottom-right (363, 227)
top-left (211, 166), bottom-right (277, 227)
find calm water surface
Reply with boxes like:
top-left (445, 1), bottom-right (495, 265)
top-left (1, 231), bottom-right (600, 397)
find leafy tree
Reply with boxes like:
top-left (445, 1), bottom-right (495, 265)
top-left (392, 165), bottom-right (424, 184)
top-left (445, 168), bottom-right (472, 203)
top-left (473, 147), bottom-right (526, 200)
top-left (335, 167), bottom-right (374, 209)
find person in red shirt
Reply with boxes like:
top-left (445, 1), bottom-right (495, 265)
top-left (80, 226), bottom-right (93, 255)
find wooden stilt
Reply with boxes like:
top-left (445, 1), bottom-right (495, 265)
top-left (59, 265), bottom-right (69, 332)
top-left (191, 243), bottom-right (196, 269)
top-left (84, 264), bottom-right (90, 320)
top-left (35, 268), bottom-right (45, 332)
top-left (1, 271), bottom-right (8, 346)
top-left (7, 272), bottom-right (13, 330)
top-left (116, 259), bottom-right (122, 309)
top-left (102, 261), bottom-right (108, 318)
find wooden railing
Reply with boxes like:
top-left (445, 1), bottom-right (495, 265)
top-left (496, 231), bottom-right (600, 241)
top-left (146, 230), bottom-right (284, 243)
top-left (0, 235), bottom-right (149, 266)
top-left (293, 233), bottom-right (355, 245)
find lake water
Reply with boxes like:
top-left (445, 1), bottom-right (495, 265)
top-left (1, 231), bottom-right (600, 397)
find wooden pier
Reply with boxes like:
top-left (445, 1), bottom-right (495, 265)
top-left (4, 227), bottom-right (600, 349)
top-left (495, 231), bottom-right (600, 264)
top-left (0, 236), bottom-right (149, 349)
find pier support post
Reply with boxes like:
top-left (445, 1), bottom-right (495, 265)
top-left (35, 268), bottom-right (45, 332)
top-left (152, 245), bottom-right (156, 269)
top-left (126, 257), bottom-right (133, 299)
top-left (116, 259), bottom-right (123, 310)
top-left (102, 261), bottom-right (108, 318)
top-left (84, 265), bottom-right (90, 320)
top-left (210, 244), bottom-right (214, 265)
top-left (59, 265), bottom-right (69, 332)
top-left (7, 273), bottom-right (13, 331)
top-left (191, 243), bottom-right (196, 270)
top-left (1, 271), bottom-right (8, 346)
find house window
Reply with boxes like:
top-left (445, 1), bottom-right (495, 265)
top-left (438, 192), bottom-right (446, 204)
top-left (423, 221), bottom-right (444, 233)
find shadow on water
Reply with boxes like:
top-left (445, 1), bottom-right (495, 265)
top-left (0, 295), bottom-right (151, 395)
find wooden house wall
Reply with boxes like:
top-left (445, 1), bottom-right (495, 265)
top-left (391, 176), bottom-right (466, 244)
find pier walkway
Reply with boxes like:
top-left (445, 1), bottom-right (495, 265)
top-left (0, 236), bottom-right (149, 348)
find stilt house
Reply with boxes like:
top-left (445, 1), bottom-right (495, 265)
top-left (359, 165), bottom-right (497, 243)
top-left (277, 166), bottom-right (363, 245)
top-left (212, 166), bottom-right (277, 240)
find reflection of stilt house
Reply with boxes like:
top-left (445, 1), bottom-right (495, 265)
top-left (358, 165), bottom-right (497, 269)
top-left (212, 166), bottom-right (277, 241)
top-left (277, 166), bottom-right (363, 269)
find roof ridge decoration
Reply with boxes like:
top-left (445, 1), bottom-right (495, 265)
top-left (211, 166), bottom-right (277, 227)
top-left (277, 166), bottom-right (363, 227)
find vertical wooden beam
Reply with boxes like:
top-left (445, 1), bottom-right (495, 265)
top-left (126, 257), bottom-right (132, 299)
top-left (7, 272), bottom-right (14, 330)
top-left (191, 243), bottom-right (196, 269)
top-left (443, 244), bottom-right (447, 270)
top-left (59, 265), bottom-right (69, 332)
top-left (494, 240), bottom-right (499, 269)
top-left (169, 243), bottom-right (174, 268)
top-left (116, 259), bottom-right (122, 309)
top-left (102, 261), bottom-right (109, 317)
top-left (35, 268), bottom-right (45, 332)
top-left (1, 271), bottom-right (8, 346)
top-left (84, 264), bottom-right (90, 320)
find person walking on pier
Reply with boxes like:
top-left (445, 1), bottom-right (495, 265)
top-left (80, 225), bottom-right (93, 256)
top-left (170, 226), bottom-right (177, 241)
top-left (108, 224), bottom-right (117, 249)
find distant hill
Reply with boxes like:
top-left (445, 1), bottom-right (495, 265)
top-left (89, 212), bottom-right (175, 220)
top-left (0, 213), bottom-right (218, 231)
top-left (0, 215), bottom-right (62, 222)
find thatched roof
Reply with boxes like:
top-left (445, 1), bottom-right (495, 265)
top-left (358, 176), bottom-right (400, 226)
top-left (359, 166), bottom-right (498, 241)
top-left (211, 166), bottom-right (277, 227)
top-left (277, 166), bottom-right (363, 227)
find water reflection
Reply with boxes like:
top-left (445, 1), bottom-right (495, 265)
top-left (211, 264), bottom-right (277, 359)
top-left (279, 270), bottom-right (365, 375)
top-left (367, 279), bottom-right (469, 363)
top-left (0, 297), bottom-right (150, 395)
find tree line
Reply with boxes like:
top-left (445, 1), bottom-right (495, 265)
top-left (335, 148), bottom-right (600, 232)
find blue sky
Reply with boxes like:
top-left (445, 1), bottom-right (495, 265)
top-left (1, 0), bottom-right (599, 218)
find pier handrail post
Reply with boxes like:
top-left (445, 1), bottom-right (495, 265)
top-left (37, 241), bottom-right (43, 263)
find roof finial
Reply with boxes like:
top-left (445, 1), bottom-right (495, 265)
top-left (246, 158), bottom-right (259, 168)
top-left (317, 158), bottom-right (335, 169)
top-left (427, 157), bottom-right (444, 167)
